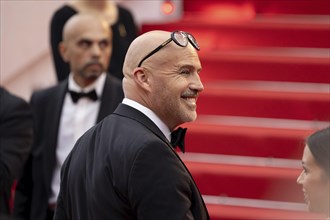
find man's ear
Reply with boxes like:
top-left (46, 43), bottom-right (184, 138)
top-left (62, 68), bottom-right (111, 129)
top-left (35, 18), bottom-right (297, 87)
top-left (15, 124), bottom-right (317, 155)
top-left (133, 67), bottom-right (151, 92)
top-left (59, 42), bottom-right (69, 62)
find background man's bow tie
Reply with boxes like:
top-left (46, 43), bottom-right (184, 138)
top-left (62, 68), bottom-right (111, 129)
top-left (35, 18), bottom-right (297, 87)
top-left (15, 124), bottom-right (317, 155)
top-left (69, 90), bottom-right (98, 103)
top-left (170, 127), bottom-right (187, 153)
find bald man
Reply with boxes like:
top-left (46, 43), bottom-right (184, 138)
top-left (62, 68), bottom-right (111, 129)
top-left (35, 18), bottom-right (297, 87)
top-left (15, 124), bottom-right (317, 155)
top-left (54, 30), bottom-right (210, 220)
top-left (13, 14), bottom-right (124, 220)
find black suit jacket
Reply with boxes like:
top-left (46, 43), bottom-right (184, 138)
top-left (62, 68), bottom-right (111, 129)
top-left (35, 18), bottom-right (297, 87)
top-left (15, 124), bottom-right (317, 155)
top-left (54, 104), bottom-right (210, 220)
top-left (13, 75), bottom-right (123, 220)
top-left (0, 87), bottom-right (33, 214)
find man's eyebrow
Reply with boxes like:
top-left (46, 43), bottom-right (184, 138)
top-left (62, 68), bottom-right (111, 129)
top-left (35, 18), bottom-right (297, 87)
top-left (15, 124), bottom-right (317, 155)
top-left (99, 38), bottom-right (110, 43)
top-left (179, 64), bottom-right (199, 69)
top-left (176, 65), bottom-right (202, 75)
top-left (77, 38), bottom-right (92, 43)
top-left (178, 64), bottom-right (192, 68)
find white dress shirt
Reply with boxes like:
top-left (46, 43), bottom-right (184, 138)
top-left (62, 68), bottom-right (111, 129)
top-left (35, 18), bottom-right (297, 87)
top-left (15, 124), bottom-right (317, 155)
top-left (122, 98), bottom-right (171, 142)
top-left (49, 73), bottom-right (106, 204)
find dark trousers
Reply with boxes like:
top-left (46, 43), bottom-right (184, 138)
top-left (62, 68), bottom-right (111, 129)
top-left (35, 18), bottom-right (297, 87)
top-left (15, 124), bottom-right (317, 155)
top-left (46, 208), bottom-right (54, 220)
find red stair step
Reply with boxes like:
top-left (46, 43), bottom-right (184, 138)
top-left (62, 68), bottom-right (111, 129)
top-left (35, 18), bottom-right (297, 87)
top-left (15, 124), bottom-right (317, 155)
top-left (183, 0), bottom-right (330, 15)
top-left (205, 196), bottom-right (325, 220)
top-left (181, 154), bottom-right (304, 203)
top-left (183, 115), bottom-right (329, 159)
top-left (141, 14), bottom-right (330, 49)
top-left (197, 81), bottom-right (330, 121)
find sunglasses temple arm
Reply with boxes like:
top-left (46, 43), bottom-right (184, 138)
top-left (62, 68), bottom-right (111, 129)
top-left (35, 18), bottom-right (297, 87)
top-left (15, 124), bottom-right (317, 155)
top-left (137, 38), bottom-right (173, 67)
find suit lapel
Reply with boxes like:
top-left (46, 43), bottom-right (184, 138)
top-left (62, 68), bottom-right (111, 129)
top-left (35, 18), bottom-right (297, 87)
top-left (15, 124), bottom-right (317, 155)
top-left (49, 81), bottom-right (68, 146)
top-left (44, 81), bottom-right (67, 185)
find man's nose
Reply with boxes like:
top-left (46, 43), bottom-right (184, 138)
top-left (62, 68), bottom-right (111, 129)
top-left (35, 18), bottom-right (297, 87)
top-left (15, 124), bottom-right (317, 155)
top-left (91, 44), bottom-right (101, 57)
top-left (191, 73), bottom-right (204, 92)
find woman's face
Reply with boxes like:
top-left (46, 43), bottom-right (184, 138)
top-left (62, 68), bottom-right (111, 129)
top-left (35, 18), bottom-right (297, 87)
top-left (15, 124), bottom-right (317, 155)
top-left (297, 145), bottom-right (330, 215)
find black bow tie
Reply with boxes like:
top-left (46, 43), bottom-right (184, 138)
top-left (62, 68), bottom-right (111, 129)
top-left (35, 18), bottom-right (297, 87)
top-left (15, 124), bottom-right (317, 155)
top-left (170, 127), bottom-right (187, 153)
top-left (69, 90), bottom-right (98, 103)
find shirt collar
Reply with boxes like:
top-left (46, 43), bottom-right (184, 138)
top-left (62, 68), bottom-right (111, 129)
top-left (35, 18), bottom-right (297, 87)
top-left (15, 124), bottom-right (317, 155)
top-left (68, 72), bottom-right (106, 98)
top-left (122, 98), bottom-right (171, 141)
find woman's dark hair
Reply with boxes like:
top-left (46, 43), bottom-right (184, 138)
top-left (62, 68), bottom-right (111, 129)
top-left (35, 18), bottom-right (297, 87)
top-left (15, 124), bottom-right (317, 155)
top-left (306, 126), bottom-right (330, 177)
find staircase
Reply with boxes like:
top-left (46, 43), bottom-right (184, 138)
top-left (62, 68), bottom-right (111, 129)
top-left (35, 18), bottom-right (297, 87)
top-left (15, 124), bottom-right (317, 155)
top-left (141, 0), bottom-right (330, 219)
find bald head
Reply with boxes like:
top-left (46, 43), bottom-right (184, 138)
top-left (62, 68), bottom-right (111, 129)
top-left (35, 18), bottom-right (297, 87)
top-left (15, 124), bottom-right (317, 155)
top-left (62, 13), bottom-right (111, 43)
top-left (123, 31), bottom-right (172, 78)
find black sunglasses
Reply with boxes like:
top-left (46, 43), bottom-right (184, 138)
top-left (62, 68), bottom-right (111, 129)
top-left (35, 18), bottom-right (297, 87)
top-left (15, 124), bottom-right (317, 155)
top-left (137, 30), bottom-right (200, 67)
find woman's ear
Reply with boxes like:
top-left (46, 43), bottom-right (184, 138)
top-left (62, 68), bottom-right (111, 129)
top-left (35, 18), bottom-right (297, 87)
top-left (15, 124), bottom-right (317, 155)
top-left (320, 171), bottom-right (330, 183)
top-left (133, 67), bottom-right (151, 92)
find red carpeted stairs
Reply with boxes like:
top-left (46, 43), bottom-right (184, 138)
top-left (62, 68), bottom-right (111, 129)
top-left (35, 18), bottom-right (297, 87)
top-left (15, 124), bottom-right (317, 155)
top-left (140, 0), bottom-right (329, 219)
